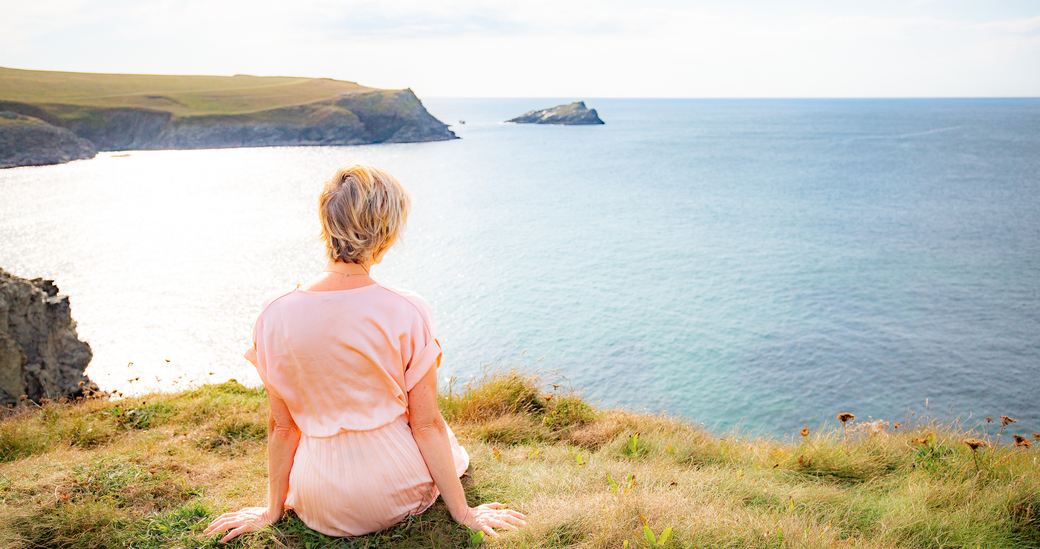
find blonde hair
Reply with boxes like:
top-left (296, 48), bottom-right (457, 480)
top-left (318, 163), bottom-right (411, 265)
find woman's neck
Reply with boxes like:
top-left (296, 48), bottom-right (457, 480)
top-left (297, 259), bottom-right (376, 292)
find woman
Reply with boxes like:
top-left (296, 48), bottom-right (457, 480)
top-left (204, 164), bottom-right (526, 543)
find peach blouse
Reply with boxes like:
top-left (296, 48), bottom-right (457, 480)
top-left (245, 284), bottom-right (470, 536)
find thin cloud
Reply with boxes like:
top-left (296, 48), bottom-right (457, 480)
top-left (2, 0), bottom-right (1038, 97)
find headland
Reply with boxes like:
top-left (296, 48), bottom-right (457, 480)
top-left (0, 67), bottom-right (456, 168)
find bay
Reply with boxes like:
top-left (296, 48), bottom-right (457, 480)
top-left (2, 98), bottom-right (1038, 436)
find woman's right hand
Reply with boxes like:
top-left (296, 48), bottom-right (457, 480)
top-left (456, 502), bottom-right (527, 537)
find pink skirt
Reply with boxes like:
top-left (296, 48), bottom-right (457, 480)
top-left (285, 414), bottom-right (470, 536)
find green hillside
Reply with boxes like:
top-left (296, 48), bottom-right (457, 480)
top-left (0, 66), bottom-right (371, 118)
top-left (0, 67), bottom-right (456, 168)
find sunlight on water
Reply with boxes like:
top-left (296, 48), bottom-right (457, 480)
top-left (2, 99), bottom-right (1038, 436)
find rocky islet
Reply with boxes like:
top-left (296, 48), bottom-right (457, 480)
top-left (506, 101), bottom-right (604, 125)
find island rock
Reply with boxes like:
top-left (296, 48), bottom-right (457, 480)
top-left (0, 269), bottom-right (93, 405)
top-left (506, 101), bottom-right (604, 125)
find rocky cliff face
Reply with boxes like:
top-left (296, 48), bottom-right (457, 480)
top-left (0, 269), bottom-right (93, 405)
top-left (507, 101), bottom-right (604, 125)
top-left (0, 112), bottom-right (98, 169)
top-left (0, 89), bottom-right (456, 168)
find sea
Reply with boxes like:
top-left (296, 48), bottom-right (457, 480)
top-left (1, 98), bottom-right (1038, 437)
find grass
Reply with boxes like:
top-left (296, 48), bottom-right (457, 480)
top-left (0, 66), bottom-right (377, 118)
top-left (1, 369), bottom-right (1038, 548)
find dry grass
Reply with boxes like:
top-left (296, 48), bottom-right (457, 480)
top-left (1, 369), bottom-right (1038, 548)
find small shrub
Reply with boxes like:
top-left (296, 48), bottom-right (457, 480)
top-left (0, 417), bottom-right (57, 462)
top-left (197, 416), bottom-right (267, 455)
top-left (466, 414), bottom-right (550, 446)
top-left (543, 395), bottom-right (599, 431)
top-left (443, 369), bottom-right (546, 424)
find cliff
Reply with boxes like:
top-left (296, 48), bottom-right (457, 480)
top-left (0, 269), bottom-right (93, 405)
top-left (0, 67), bottom-right (456, 168)
top-left (0, 112), bottom-right (97, 168)
top-left (506, 101), bottom-right (604, 125)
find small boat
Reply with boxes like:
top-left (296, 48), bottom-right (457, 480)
top-left (459, 120), bottom-right (466, 124)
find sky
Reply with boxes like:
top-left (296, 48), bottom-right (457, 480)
top-left (2, 0), bottom-right (1039, 98)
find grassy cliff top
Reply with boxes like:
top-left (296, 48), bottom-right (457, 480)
top-left (1, 370), bottom-right (1038, 548)
top-left (0, 66), bottom-right (379, 117)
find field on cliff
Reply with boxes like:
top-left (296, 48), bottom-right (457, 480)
top-left (1, 369), bottom-right (1038, 549)
top-left (0, 66), bottom-right (455, 167)
top-left (0, 66), bottom-right (372, 118)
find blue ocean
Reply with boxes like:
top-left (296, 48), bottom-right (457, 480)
top-left (1, 98), bottom-right (1037, 436)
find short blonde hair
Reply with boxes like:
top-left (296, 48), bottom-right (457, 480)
top-left (318, 163), bottom-right (411, 265)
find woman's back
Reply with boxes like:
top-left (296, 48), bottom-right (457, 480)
top-left (249, 284), bottom-right (442, 435)
top-left (206, 164), bottom-right (522, 543)
top-left (246, 284), bottom-right (470, 536)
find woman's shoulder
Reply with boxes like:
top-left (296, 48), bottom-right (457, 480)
top-left (374, 285), bottom-right (436, 326)
top-left (252, 287), bottom-right (297, 320)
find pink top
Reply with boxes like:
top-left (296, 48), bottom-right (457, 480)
top-left (245, 283), bottom-right (442, 436)
top-left (242, 283), bottom-right (469, 536)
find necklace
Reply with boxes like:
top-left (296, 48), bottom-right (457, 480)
top-left (322, 269), bottom-right (369, 277)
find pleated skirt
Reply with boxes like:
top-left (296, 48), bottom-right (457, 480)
top-left (285, 414), bottom-right (470, 537)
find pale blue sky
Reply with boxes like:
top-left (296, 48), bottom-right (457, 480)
top-left (3, 0), bottom-right (1038, 97)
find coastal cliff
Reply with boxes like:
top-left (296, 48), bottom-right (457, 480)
top-left (507, 101), bottom-right (604, 125)
top-left (0, 269), bottom-right (93, 405)
top-left (0, 112), bottom-right (97, 168)
top-left (0, 67), bottom-right (456, 168)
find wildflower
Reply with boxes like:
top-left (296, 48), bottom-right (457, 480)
top-left (78, 381), bottom-right (86, 387)
top-left (913, 436), bottom-right (931, 445)
top-left (894, 422), bottom-right (902, 429)
top-left (19, 395), bottom-right (27, 401)
top-left (837, 413), bottom-right (855, 454)
top-left (996, 416), bottom-right (1018, 445)
top-left (986, 417), bottom-right (993, 423)
top-left (1033, 433), bottom-right (1040, 441)
top-left (1013, 435), bottom-right (1031, 448)
top-left (964, 438), bottom-right (987, 450)
top-left (800, 427), bottom-right (809, 437)
top-left (964, 439), bottom-right (987, 471)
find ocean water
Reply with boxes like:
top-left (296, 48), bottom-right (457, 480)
top-left (1, 98), bottom-right (1038, 436)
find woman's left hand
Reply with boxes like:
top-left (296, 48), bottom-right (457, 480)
top-left (203, 506), bottom-right (280, 543)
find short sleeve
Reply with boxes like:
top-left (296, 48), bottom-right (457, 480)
top-left (244, 342), bottom-right (257, 366)
top-left (243, 305), bottom-right (283, 399)
top-left (405, 337), bottom-right (441, 392)
top-left (243, 288), bottom-right (293, 397)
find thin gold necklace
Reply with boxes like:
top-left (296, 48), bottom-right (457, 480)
top-left (322, 269), bottom-right (369, 277)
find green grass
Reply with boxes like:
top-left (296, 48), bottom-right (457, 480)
top-left (0, 66), bottom-right (378, 118)
top-left (1, 371), bottom-right (1038, 548)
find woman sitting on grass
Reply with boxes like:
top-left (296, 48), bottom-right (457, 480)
top-left (205, 164), bottom-right (526, 542)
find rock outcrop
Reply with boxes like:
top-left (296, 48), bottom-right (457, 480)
top-left (0, 269), bottom-right (93, 405)
top-left (0, 88), bottom-right (456, 168)
top-left (0, 112), bottom-right (98, 169)
top-left (506, 101), bottom-right (604, 125)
